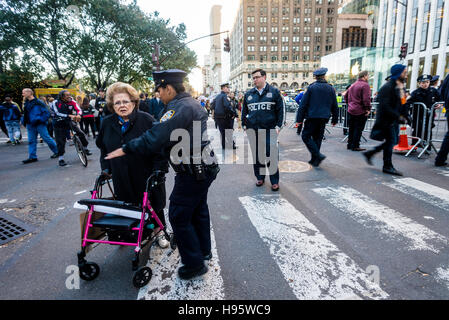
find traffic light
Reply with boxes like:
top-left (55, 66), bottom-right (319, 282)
top-left (399, 43), bottom-right (408, 59)
top-left (224, 37), bottom-right (230, 52)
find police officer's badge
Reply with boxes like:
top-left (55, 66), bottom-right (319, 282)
top-left (247, 96), bottom-right (253, 102)
top-left (160, 110), bottom-right (175, 122)
top-left (267, 92), bottom-right (273, 98)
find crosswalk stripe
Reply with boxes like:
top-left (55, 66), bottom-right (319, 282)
top-left (383, 177), bottom-right (449, 212)
top-left (138, 224), bottom-right (225, 300)
top-left (313, 186), bottom-right (447, 253)
top-left (434, 265), bottom-right (449, 289)
top-left (435, 168), bottom-right (449, 177)
top-left (239, 195), bottom-right (388, 300)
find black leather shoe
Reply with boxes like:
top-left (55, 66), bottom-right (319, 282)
top-left (204, 252), bottom-right (213, 260)
top-left (59, 160), bottom-right (67, 167)
top-left (312, 154), bottom-right (326, 167)
top-left (362, 151), bottom-right (374, 166)
top-left (383, 166), bottom-right (403, 176)
top-left (435, 162), bottom-right (448, 167)
top-left (50, 153), bottom-right (58, 159)
top-left (352, 148), bottom-right (366, 152)
top-left (178, 264), bottom-right (208, 280)
top-left (22, 158), bottom-right (38, 164)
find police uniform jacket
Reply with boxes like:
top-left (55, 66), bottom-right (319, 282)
top-left (242, 84), bottom-right (284, 129)
top-left (123, 92), bottom-right (212, 164)
top-left (295, 79), bottom-right (338, 124)
top-left (96, 110), bottom-right (168, 208)
top-left (214, 91), bottom-right (235, 119)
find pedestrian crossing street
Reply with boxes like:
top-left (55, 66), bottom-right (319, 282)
top-left (138, 166), bottom-right (449, 300)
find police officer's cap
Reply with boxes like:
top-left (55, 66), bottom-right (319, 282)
top-left (153, 69), bottom-right (187, 90)
top-left (431, 75), bottom-right (440, 83)
top-left (313, 67), bottom-right (328, 76)
top-left (417, 74), bottom-right (432, 82)
top-left (220, 83), bottom-right (230, 88)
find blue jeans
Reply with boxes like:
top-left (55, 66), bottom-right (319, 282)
top-left (5, 120), bottom-right (21, 142)
top-left (27, 123), bottom-right (58, 159)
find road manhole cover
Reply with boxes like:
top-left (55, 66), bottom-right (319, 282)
top-left (0, 212), bottom-right (35, 245)
top-left (279, 160), bottom-right (311, 173)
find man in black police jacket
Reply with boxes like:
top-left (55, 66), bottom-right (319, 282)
top-left (242, 69), bottom-right (284, 191)
top-left (296, 68), bottom-right (338, 167)
top-left (105, 69), bottom-right (219, 280)
top-left (214, 83), bottom-right (237, 149)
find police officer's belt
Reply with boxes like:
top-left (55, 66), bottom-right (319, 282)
top-left (170, 162), bottom-right (220, 181)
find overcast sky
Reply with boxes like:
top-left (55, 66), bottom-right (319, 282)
top-left (137, 0), bottom-right (241, 92)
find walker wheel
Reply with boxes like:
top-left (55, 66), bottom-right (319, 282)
top-left (133, 267), bottom-right (152, 288)
top-left (79, 262), bottom-right (100, 281)
top-left (170, 235), bottom-right (177, 250)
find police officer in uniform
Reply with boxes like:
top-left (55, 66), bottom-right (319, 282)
top-left (105, 69), bottom-right (220, 280)
top-left (214, 83), bottom-right (237, 149)
top-left (242, 69), bottom-right (284, 191)
top-left (405, 74), bottom-right (442, 147)
top-left (295, 68), bottom-right (338, 167)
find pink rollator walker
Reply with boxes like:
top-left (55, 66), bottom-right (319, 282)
top-left (76, 171), bottom-right (176, 288)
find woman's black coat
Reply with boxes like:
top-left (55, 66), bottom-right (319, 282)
top-left (96, 110), bottom-right (168, 212)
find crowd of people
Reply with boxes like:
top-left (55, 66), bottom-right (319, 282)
top-left (1, 64), bottom-right (448, 281)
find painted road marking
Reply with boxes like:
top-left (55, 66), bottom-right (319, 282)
top-left (74, 190), bottom-right (87, 195)
top-left (239, 195), bottom-right (388, 300)
top-left (383, 177), bottom-right (449, 212)
top-left (435, 169), bottom-right (449, 177)
top-left (435, 265), bottom-right (449, 289)
top-left (138, 210), bottom-right (224, 300)
top-left (313, 186), bottom-right (447, 253)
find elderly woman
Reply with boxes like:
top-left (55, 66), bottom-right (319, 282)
top-left (96, 82), bottom-right (169, 247)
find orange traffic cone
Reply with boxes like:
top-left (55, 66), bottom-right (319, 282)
top-left (394, 125), bottom-right (415, 152)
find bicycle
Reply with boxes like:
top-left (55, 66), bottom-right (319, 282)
top-left (69, 119), bottom-right (88, 167)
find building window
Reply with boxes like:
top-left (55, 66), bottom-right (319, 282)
top-left (282, 26), bottom-right (289, 33)
top-left (247, 6), bottom-right (255, 13)
top-left (293, 36), bottom-right (300, 42)
top-left (260, 7), bottom-right (267, 15)
top-left (418, 57), bottom-right (425, 77)
top-left (380, 0), bottom-right (388, 47)
top-left (260, 16), bottom-right (267, 23)
top-left (433, 0), bottom-right (444, 48)
top-left (409, 0), bottom-right (419, 53)
top-left (420, 0), bottom-right (431, 51)
top-left (431, 54), bottom-right (439, 76)
top-left (247, 26), bottom-right (255, 33)
top-left (272, 7), bottom-right (278, 15)
top-left (247, 36), bottom-right (255, 42)
top-left (247, 16), bottom-right (255, 23)
top-left (248, 46), bottom-right (255, 52)
top-left (272, 73), bottom-right (278, 78)
top-left (445, 53), bottom-right (449, 76)
top-left (294, 8), bottom-right (301, 16)
top-left (248, 55), bottom-right (255, 61)
top-left (272, 17), bottom-right (278, 23)
top-left (389, 1), bottom-right (398, 48)
top-left (260, 36), bottom-right (267, 42)
top-left (398, 5), bottom-right (407, 45)
top-left (326, 27), bottom-right (333, 33)
top-left (271, 55), bottom-right (278, 61)
top-left (406, 60), bottom-right (413, 89)
top-left (293, 27), bottom-right (300, 34)
top-left (271, 37), bottom-right (278, 44)
top-left (304, 36), bottom-right (310, 42)
top-left (282, 55), bottom-right (289, 61)
top-left (282, 36), bottom-right (289, 43)
top-left (342, 27), bottom-right (367, 49)
top-left (271, 27), bottom-right (278, 33)
top-left (282, 46), bottom-right (289, 51)
top-left (260, 27), bottom-right (267, 33)
top-left (260, 46), bottom-right (267, 52)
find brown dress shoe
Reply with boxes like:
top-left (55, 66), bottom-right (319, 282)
top-left (256, 180), bottom-right (264, 187)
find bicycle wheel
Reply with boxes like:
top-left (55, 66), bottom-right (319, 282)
top-left (73, 135), bottom-right (88, 167)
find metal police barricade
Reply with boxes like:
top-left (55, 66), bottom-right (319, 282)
top-left (405, 102), bottom-right (432, 158)
top-left (426, 101), bottom-right (447, 156)
top-left (363, 102), bottom-right (378, 134)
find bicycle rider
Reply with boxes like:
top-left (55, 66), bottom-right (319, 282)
top-left (52, 90), bottom-right (92, 166)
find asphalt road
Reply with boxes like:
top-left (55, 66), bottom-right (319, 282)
top-left (0, 116), bottom-right (448, 300)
